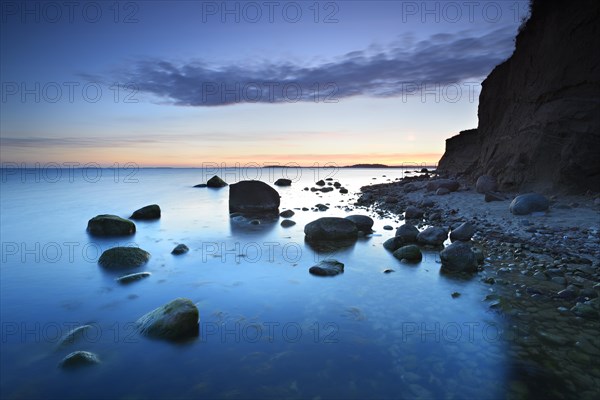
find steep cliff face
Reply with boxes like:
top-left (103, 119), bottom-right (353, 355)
top-left (438, 0), bottom-right (600, 194)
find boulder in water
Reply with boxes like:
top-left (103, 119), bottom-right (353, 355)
top-left (130, 204), bottom-right (161, 220)
top-left (137, 298), bottom-right (199, 341)
top-left (59, 351), bottom-right (100, 369)
top-left (207, 175), bottom-right (228, 188)
top-left (98, 247), bottom-right (150, 269)
top-left (309, 260), bottom-right (344, 276)
top-left (229, 180), bottom-right (280, 214)
top-left (345, 215), bottom-right (374, 233)
top-left (304, 217), bottom-right (358, 241)
top-left (87, 214), bottom-right (135, 237)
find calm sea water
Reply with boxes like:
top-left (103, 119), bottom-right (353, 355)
top-left (1, 167), bottom-right (509, 399)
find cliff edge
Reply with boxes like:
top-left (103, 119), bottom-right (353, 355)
top-left (438, 0), bottom-right (600, 194)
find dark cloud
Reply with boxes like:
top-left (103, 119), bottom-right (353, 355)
top-left (110, 27), bottom-right (516, 107)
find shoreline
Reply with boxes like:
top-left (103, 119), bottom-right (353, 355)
top-left (355, 175), bottom-right (600, 399)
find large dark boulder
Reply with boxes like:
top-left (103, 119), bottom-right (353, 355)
top-left (304, 217), bottom-right (358, 241)
top-left (229, 180), bottom-right (280, 214)
top-left (395, 224), bottom-right (419, 243)
top-left (345, 215), bottom-right (374, 233)
top-left (509, 193), bottom-right (550, 215)
top-left (383, 236), bottom-right (406, 252)
top-left (98, 247), bottom-right (150, 269)
top-left (440, 242), bottom-right (479, 273)
top-left (476, 175), bottom-right (498, 194)
top-left (136, 298), bottom-right (199, 341)
top-left (417, 227), bottom-right (448, 246)
top-left (130, 204), bottom-right (161, 220)
top-left (87, 214), bottom-right (135, 237)
top-left (449, 222), bottom-right (476, 242)
top-left (392, 245), bottom-right (423, 262)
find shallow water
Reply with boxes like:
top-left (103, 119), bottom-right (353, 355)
top-left (1, 167), bottom-right (510, 399)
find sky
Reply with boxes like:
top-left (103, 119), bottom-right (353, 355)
top-left (0, 0), bottom-right (530, 167)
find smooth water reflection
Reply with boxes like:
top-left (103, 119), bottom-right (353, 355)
top-left (1, 168), bottom-right (509, 399)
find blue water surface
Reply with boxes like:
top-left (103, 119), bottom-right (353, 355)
top-left (0, 167), bottom-right (509, 399)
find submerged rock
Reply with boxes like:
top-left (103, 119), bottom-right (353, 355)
top-left (87, 214), bottom-right (135, 237)
top-left (509, 193), bottom-right (550, 215)
top-left (440, 242), bottom-right (478, 273)
top-left (116, 271), bottom-right (151, 284)
top-left (137, 298), bottom-right (199, 340)
top-left (392, 245), bottom-right (423, 262)
top-left (345, 215), bottom-right (374, 233)
top-left (417, 227), bottom-right (448, 246)
top-left (171, 244), bottom-right (189, 255)
top-left (98, 247), bottom-right (150, 269)
top-left (309, 260), bottom-right (344, 276)
top-left (130, 204), bottom-right (161, 220)
top-left (229, 180), bottom-right (280, 214)
top-left (206, 175), bottom-right (228, 188)
top-left (57, 325), bottom-right (93, 348)
top-left (193, 183), bottom-right (207, 188)
top-left (274, 178), bottom-right (292, 186)
top-left (59, 351), bottom-right (100, 369)
top-left (304, 217), bottom-right (358, 241)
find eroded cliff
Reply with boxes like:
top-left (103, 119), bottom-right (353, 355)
top-left (438, 0), bottom-right (600, 193)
